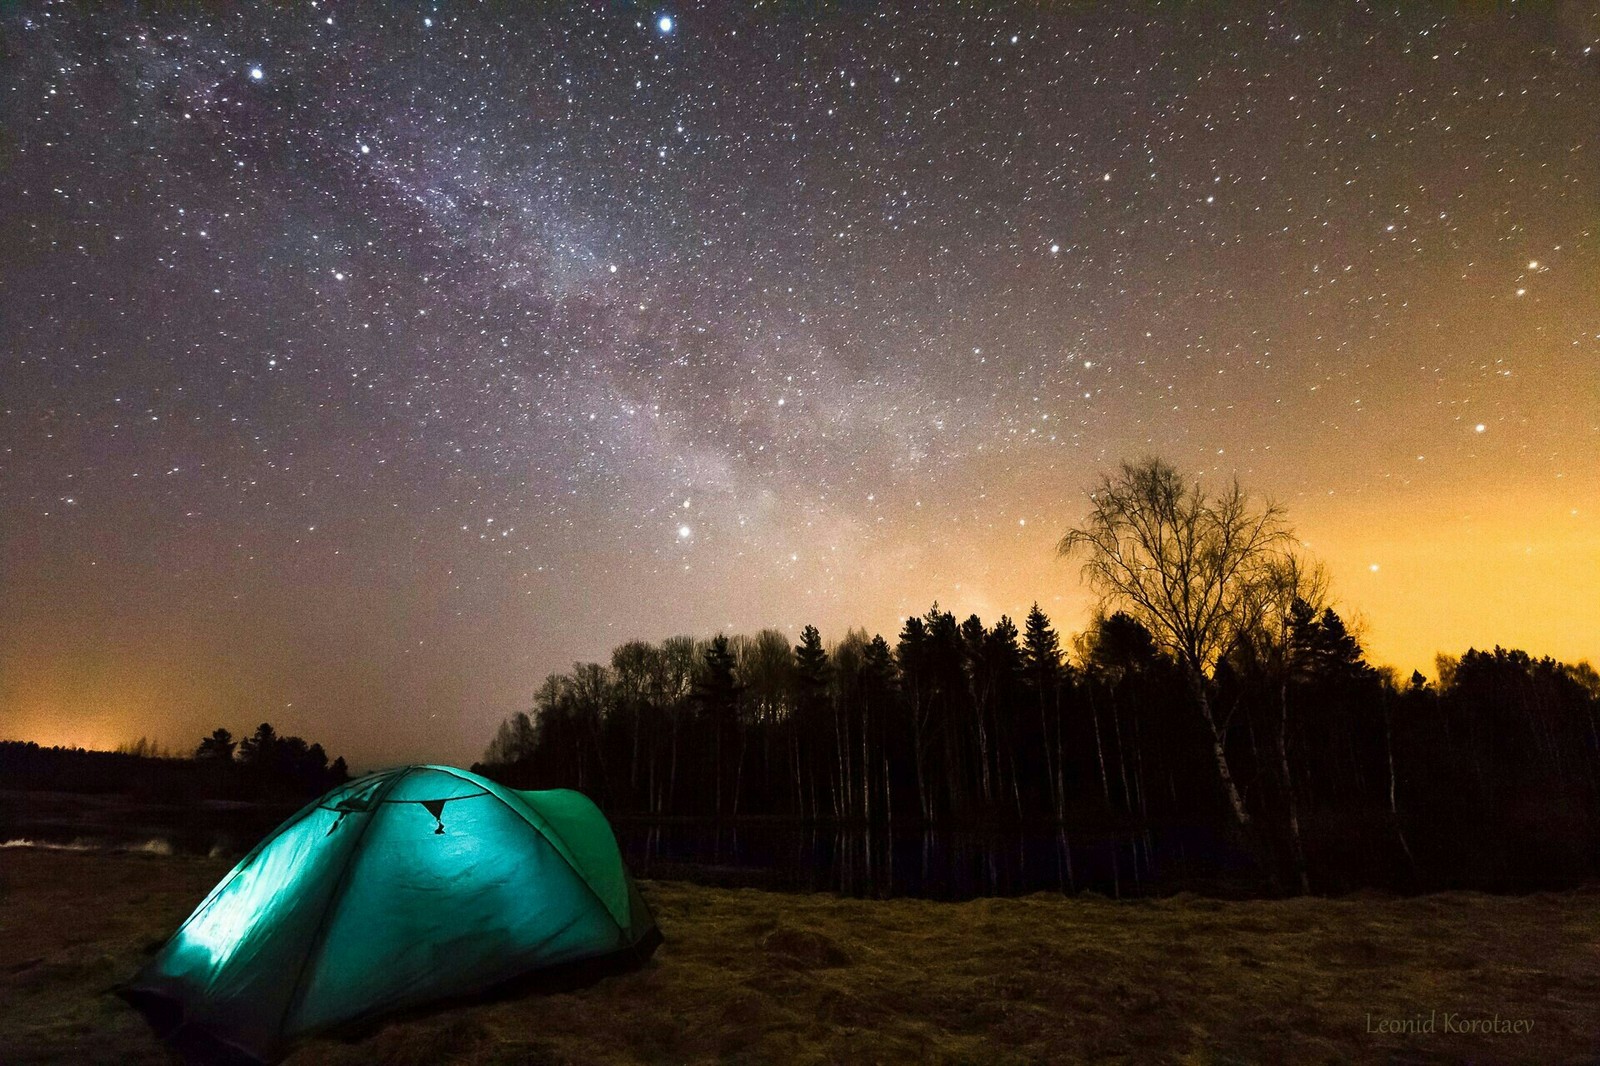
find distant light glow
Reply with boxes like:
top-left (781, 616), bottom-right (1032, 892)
top-left (4, 5), bottom-right (1595, 768)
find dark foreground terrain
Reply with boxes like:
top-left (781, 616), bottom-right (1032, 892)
top-left (2, 849), bottom-right (1597, 1064)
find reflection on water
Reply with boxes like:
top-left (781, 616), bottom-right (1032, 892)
top-left (1, 836), bottom-right (176, 855)
top-left (617, 822), bottom-right (1255, 900)
top-left (0, 790), bottom-right (295, 860)
top-left (1, 789), bottom-right (1256, 899)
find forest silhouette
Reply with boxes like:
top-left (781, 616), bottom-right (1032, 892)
top-left (1, 722), bottom-right (348, 803)
top-left (478, 460), bottom-right (1600, 895)
top-left (5, 460), bottom-right (1595, 896)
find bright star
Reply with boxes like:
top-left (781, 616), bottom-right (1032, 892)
top-left (249, 67), bottom-right (264, 81)
top-left (677, 524), bottom-right (692, 539)
top-left (657, 15), bottom-right (674, 33)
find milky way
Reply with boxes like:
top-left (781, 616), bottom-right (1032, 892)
top-left (3, 5), bottom-right (1597, 764)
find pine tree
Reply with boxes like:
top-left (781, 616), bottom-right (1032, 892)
top-left (1023, 603), bottom-right (1063, 686)
top-left (1023, 604), bottom-right (1067, 819)
top-left (695, 635), bottom-right (742, 817)
top-left (195, 727), bottom-right (236, 763)
top-left (794, 625), bottom-right (831, 700)
top-left (237, 722), bottom-right (279, 767)
top-left (793, 625), bottom-right (832, 818)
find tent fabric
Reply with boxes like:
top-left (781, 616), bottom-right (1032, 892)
top-left (120, 766), bottom-right (658, 1063)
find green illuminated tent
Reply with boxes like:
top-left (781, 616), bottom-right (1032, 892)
top-left (121, 766), bottom-right (659, 1063)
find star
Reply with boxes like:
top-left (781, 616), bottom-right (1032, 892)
top-left (2, 2), bottom-right (1593, 766)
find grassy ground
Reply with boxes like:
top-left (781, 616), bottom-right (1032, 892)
top-left (2, 849), bottom-right (1597, 1064)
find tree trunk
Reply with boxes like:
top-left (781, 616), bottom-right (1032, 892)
top-left (861, 699), bottom-right (872, 823)
top-left (1007, 721), bottom-right (1025, 820)
top-left (1088, 688), bottom-right (1113, 810)
top-left (1038, 688), bottom-right (1059, 821)
top-left (1053, 686), bottom-right (1067, 822)
top-left (1189, 668), bottom-right (1251, 827)
top-left (629, 706), bottom-right (641, 805)
top-left (714, 720), bottom-right (723, 819)
top-left (834, 698), bottom-right (849, 820)
top-left (667, 710), bottom-right (680, 814)
top-left (1384, 700), bottom-right (1417, 879)
top-left (1278, 678), bottom-right (1310, 894)
top-left (791, 722), bottom-right (805, 820)
top-left (975, 691), bottom-right (994, 807)
top-left (732, 729), bottom-right (747, 818)
top-left (911, 693), bottom-right (931, 823)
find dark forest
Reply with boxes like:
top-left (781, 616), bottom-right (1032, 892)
top-left (478, 462), bottom-right (1600, 897)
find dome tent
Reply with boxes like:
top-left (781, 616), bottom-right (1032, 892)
top-left (120, 765), bottom-right (659, 1063)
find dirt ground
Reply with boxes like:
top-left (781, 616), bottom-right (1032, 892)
top-left (2, 847), bottom-right (1597, 1064)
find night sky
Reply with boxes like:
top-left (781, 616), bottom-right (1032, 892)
top-left (3, 4), bottom-right (1597, 767)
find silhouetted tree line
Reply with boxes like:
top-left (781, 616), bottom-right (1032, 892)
top-left (477, 613), bottom-right (1599, 894)
top-left (478, 459), bottom-right (1600, 895)
top-left (194, 722), bottom-right (350, 797)
top-left (0, 722), bottom-right (348, 802)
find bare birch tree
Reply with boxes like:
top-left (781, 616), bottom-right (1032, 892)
top-left (1057, 457), bottom-right (1291, 828)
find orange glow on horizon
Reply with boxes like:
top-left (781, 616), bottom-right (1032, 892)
top-left (3, 486), bottom-right (1594, 767)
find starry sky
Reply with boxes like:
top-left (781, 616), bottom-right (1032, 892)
top-left (3, 4), bottom-right (1597, 767)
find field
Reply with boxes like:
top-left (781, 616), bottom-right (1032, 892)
top-left (2, 848), bottom-right (1597, 1064)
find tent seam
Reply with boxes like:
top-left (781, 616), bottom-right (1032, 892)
top-left (273, 765), bottom-right (418, 1048)
top-left (428, 765), bottom-right (631, 936)
top-left (149, 785), bottom-right (355, 949)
